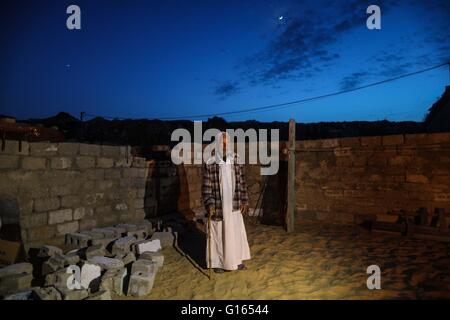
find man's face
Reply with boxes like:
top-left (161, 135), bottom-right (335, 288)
top-left (221, 133), bottom-right (228, 153)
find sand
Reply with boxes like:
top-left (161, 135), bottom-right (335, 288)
top-left (117, 221), bottom-right (450, 300)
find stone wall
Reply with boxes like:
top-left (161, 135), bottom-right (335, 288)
top-left (296, 132), bottom-right (450, 224)
top-left (175, 133), bottom-right (450, 227)
top-left (0, 140), bottom-right (148, 250)
top-left (2, 132), bottom-right (449, 250)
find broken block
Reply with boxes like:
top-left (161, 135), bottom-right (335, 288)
top-left (134, 239), bottom-right (161, 254)
top-left (37, 245), bottom-right (63, 258)
top-left (88, 256), bottom-right (125, 271)
top-left (100, 268), bottom-right (127, 296)
top-left (140, 251), bottom-right (164, 268)
top-left (80, 262), bottom-right (102, 289)
top-left (85, 289), bottom-right (111, 300)
top-left (32, 286), bottom-right (62, 300)
top-left (112, 236), bottom-right (137, 255)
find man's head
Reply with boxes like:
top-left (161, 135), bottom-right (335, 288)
top-left (216, 131), bottom-right (230, 158)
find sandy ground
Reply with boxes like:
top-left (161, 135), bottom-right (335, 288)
top-left (118, 221), bottom-right (450, 300)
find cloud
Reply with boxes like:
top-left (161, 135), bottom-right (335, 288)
top-left (339, 71), bottom-right (369, 90)
top-left (238, 0), bottom-right (398, 86)
top-left (214, 81), bottom-right (240, 98)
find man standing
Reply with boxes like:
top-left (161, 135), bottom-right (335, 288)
top-left (202, 132), bottom-right (251, 273)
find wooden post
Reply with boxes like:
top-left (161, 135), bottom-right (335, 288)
top-left (286, 119), bottom-right (296, 232)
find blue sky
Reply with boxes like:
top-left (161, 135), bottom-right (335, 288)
top-left (1, 0), bottom-right (449, 122)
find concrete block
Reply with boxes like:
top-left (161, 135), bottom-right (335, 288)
top-left (29, 142), bottom-right (58, 156)
top-left (80, 263), bottom-right (102, 289)
top-left (100, 268), bottom-right (127, 296)
top-left (4, 289), bottom-right (35, 300)
top-left (114, 203), bottom-right (128, 211)
top-left (44, 269), bottom-right (72, 287)
top-left (51, 157), bottom-right (72, 169)
top-left (104, 226), bottom-right (126, 237)
top-left (112, 236), bottom-right (137, 255)
top-left (85, 244), bottom-right (106, 260)
top-left (37, 245), bottom-right (63, 259)
top-left (56, 221), bottom-right (79, 236)
top-left (131, 259), bottom-right (157, 275)
top-left (91, 237), bottom-right (116, 248)
top-left (0, 155), bottom-right (19, 169)
top-left (81, 230), bottom-right (105, 240)
top-left (35, 197), bottom-right (60, 212)
top-left (88, 256), bottom-right (125, 271)
top-left (139, 251), bottom-right (164, 268)
top-left (127, 267), bottom-right (157, 297)
top-left (0, 273), bottom-right (33, 296)
top-left (97, 157), bottom-right (114, 168)
top-left (85, 289), bottom-right (111, 300)
top-left (66, 232), bottom-right (92, 247)
top-left (32, 286), bottom-right (63, 300)
top-left (91, 228), bottom-right (116, 238)
top-left (150, 229), bottom-right (175, 248)
top-left (61, 195), bottom-right (80, 208)
top-left (55, 286), bottom-right (89, 300)
top-left (0, 263), bottom-right (33, 278)
top-left (79, 143), bottom-right (101, 156)
top-left (116, 223), bottom-right (138, 232)
top-left (0, 140), bottom-right (29, 155)
top-left (57, 142), bottom-right (79, 156)
top-left (119, 252), bottom-right (136, 265)
top-left (42, 253), bottom-right (67, 275)
top-left (76, 156), bottom-right (96, 169)
top-left (48, 208), bottom-right (72, 224)
top-left (134, 239), bottom-right (161, 254)
top-left (21, 157), bottom-right (46, 170)
top-left (127, 227), bottom-right (148, 240)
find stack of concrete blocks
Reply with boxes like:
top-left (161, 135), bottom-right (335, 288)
top-left (0, 263), bottom-right (34, 297)
top-left (0, 220), bottom-right (169, 300)
top-left (0, 140), bottom-right (151, 252)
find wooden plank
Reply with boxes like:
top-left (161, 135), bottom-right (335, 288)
top-left (286, 119), bottom-right (296, 233)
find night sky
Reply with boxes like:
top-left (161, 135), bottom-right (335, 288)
top-left (1, 0), bottom-right (449, 123)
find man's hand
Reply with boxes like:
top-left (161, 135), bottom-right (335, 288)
top-left (208, 206), bottom-right (216, 218)
top-left (240, 204), bottom-right (249, 215)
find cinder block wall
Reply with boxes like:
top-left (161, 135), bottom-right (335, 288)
top-left (0, 141), bottom-right (149, 249)
top-left (177, 133), bottom-right (450, 226)
top-left (296, 132), bottom-right (450, 224)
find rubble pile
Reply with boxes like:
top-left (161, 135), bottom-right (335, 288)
top-left (0, 221), bottom-right (176, 300)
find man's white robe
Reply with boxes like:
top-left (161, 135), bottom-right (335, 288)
top-left (206, 155), bottom-right (251, 270)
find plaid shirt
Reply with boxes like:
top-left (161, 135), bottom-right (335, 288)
top-left (202, 154), bottom-right (249, 221)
